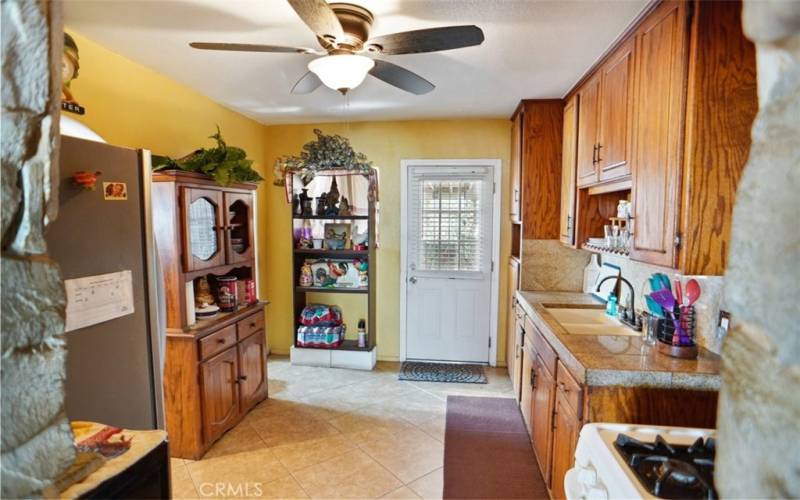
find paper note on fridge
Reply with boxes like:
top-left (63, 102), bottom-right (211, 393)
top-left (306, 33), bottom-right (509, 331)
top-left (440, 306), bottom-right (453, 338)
top-left (64, 270), bottom-right (134, 332)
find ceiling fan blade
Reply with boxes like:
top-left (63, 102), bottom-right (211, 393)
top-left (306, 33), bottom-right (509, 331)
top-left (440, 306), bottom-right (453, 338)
top-left (367, 25), bottom-right (484, 55)
top-left (369, 60), bottom-right (434, 95)
top-left (190, 42), bottom-right (320, 54)
top-left (287, 0), bottom-right (344, 42)
top-left (291, 71), bottom-right (323, 94)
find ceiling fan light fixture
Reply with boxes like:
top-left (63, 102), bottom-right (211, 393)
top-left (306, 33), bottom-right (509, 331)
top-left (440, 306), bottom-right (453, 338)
top-left (308, 54), bottom-right (374, 94)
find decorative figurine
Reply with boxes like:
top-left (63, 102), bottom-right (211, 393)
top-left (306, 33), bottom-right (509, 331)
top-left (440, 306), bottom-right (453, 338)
top-left (325, 177), bottom-right (340, 215)
top-left (354, 259), bottom-right (369, 286)
top-left (299, 188), bottom-right (312, 216)
top-left (339, 197), bottom-right (351, 216)
top-left (194, 277), bottom-right (220, 319)
top-left (316, 193), bottom-right (328, 216)
top-left (292, 194), bottom-right (301, 215)
top-left (299, 262), bottom-right (314, 287)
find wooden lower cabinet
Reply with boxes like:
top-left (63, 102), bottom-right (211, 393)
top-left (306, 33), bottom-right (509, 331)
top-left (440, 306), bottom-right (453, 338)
top-left (506, 258), bottom-right (521, 378)
top-left (165, 306), bottom-right (268, 459)
top-left (551, 389), bottom-right (580, 500)
top-left (200, 347), bottom-right (240, 444)
top-left (512, 315), bottom-right (524, 402)
top-left (238, 330), bottom-right (269, 411)
top-left (520, 346), bottom-right (534, 430)
top-left (530, 353), bottom-right (556, 485)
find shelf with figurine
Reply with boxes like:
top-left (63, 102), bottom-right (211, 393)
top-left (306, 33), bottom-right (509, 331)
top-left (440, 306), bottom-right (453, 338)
top-left (289, 173), bottom-right (377, 359)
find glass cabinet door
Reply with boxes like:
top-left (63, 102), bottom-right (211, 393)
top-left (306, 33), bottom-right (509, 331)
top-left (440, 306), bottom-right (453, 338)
top-left (223, 192), bottom-right (254, 264)
top-left (182, 188), bottom-right (225, 271)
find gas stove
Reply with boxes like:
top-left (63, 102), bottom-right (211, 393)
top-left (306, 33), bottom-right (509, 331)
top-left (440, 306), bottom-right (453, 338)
top-left (565, 423), bottom-right (717, 500)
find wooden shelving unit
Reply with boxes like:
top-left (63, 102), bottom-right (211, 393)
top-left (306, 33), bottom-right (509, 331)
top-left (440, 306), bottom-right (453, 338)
top-left (290, 176), bottom-right (377, 369)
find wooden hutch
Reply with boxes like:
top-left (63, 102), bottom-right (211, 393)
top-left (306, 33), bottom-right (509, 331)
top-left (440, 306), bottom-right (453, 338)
top-left (151, 170), bottom-right (268, 459)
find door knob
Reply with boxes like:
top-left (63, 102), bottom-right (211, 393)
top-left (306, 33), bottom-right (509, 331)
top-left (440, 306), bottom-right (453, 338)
top-left (409, 276), bottom-right (418, 284)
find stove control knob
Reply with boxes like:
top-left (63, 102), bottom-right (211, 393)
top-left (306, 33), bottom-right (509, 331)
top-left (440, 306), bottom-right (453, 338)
top-left (578, 466), bottom-right (598, 486)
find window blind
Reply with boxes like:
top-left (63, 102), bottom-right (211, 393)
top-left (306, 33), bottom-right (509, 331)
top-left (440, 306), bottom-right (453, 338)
top-left (409, 171), bottom-right (488, 274)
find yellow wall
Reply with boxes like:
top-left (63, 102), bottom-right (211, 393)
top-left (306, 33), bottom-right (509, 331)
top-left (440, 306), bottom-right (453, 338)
top-left (65, 31), bottom-right (514, 365)
top-left (64, 30), bottom-right (269, 223)
top-left (262, 120), bottom-right (512, 363)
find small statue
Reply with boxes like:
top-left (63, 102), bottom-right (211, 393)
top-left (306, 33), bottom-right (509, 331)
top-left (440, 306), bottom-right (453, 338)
top-left (195, 277), bottom-right (216, 308)
top-left (339, 197), bottom-right (351, 216)
top-left (299, 262), bottom-right (313, 287)
top-left (354, 259), bottom-right (368, 286)
top-left (292, 194), bottom-right (301, 215)
top-left (316, 193), bottom-right (328, 216)
top-left (299, 188), bottom-right (312, 216)
top-left (326, 177), bottom-right (340, 215)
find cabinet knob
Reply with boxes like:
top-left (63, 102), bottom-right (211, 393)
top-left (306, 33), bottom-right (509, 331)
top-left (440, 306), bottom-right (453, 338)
top-left (239, 375), bottom-right (248, 381)
top-left (530, 370), bottom-right (537, 388)
top-left (250, 322), bottom-right (256, 328)
top-left (217, 338), bottom-right (226, 344)
top-left (558, 382), bottom-right (569, 393)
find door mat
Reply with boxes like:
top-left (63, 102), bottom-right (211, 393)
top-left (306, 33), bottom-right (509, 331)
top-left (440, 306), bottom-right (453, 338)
top-left (399, 362), bottom-right (487, 384)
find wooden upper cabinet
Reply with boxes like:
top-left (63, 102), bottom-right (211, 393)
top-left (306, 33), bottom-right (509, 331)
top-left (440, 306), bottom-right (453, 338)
top-left (576, 76), bottom-right (600, 187)
top-left (597, 37), bottom-right (635, 182)
top-left (630, 0), bottom-right (689, 268)
top-left (200, 347), bottom-right (240, 443)
top-left (182, 188), bottom-right (226, 272)
top-left (560, 97), bottom-right (578, 246)
top-left (510, 109), bottom-right (523, 223)
top-left (224, 191), bottom-right (255, 264)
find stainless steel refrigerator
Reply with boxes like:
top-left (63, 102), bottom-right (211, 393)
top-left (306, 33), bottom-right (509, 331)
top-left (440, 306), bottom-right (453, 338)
top-left (46, 135), bottom-right (165, 430)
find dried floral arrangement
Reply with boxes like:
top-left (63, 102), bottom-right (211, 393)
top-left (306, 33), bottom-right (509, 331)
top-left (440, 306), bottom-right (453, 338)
top-left (153, 127), bottom-right (263, 186)
top-left (273, 129), bottom-right (372, 186)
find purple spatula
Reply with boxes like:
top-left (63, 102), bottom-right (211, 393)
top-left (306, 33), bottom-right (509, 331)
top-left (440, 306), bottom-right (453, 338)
top-left (649, 288), bottom-right (683, 345)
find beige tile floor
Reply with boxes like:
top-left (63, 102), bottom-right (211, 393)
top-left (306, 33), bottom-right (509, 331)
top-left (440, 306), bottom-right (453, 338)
top-left (171, 356), bottom-right (513, 499)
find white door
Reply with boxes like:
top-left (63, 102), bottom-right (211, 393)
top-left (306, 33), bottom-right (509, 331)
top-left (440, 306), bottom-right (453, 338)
top-left (405, 165), bottom-right (494, 363)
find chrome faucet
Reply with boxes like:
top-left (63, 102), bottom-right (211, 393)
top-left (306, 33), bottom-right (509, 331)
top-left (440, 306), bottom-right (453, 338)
top-left (596, 275), bottom-right (641, 330)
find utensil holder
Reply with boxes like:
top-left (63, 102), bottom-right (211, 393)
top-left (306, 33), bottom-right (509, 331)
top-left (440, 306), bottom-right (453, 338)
top-left (655, 306), bottom-right (698, 359)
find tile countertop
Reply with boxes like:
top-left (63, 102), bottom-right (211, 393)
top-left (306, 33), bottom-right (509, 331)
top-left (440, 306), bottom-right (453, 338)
top-left (515, 291), bottom-right (721, 391)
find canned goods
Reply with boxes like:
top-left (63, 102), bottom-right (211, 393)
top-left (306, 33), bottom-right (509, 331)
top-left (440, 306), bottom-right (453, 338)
top-left (216, 276), bottom-right (238, 312)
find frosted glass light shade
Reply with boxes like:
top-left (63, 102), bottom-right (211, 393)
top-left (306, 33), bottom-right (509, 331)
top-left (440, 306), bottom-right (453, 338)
top-left (308, 54), bottom-right (375, 93)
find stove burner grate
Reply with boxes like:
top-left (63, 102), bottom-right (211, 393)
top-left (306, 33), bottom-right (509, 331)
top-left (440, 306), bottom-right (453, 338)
top-left (614, 433), bottom-right (717, 499)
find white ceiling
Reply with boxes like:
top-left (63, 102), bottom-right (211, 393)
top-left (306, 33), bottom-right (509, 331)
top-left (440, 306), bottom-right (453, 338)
top-left (63, 0), bottom-right (649, 125)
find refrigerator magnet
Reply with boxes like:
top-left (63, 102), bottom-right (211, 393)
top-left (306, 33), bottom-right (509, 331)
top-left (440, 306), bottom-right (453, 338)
top-left (103, 182), bottom-right (127, 200)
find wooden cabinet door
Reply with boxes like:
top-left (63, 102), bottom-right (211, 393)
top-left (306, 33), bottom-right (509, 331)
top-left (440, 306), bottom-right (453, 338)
top-left (530, 354), bottom-right (556, 485)
top-left (512, 315), bottom-right (524, 402)
top-left (223, 191), bottom-right (255, 264)
top-left (200, 346), bottom-right (240, 443)
top-left (237, 331), bottom-right (268, 412)
top-left (510, 110), bottom-right (523, 223)
top-left (560, 97), bottom-right (578, 245)
top-left (630, 0), bottom-right (688, 268)
top-left (506, 258), bottom-right (521, 378)
top-left (576, 75), bottom-right (600, 187)
top-left (598, 37), bottom-right (635, 182)
top-left (520, 347), bottom-right (533, 431)
top-left (181, 188), bottom-right (225, 272)
top-left (551, 392), bottom-right (580, 500)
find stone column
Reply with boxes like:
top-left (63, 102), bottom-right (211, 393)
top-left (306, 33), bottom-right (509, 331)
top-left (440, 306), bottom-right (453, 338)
top-left (718, 1), bottom-right (800, 497)
top-left (1, 1), bottom-right (76, 497)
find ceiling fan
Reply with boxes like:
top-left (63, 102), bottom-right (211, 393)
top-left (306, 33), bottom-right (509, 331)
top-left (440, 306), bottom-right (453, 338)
top-left (190, 0), bottom-right (485, 95)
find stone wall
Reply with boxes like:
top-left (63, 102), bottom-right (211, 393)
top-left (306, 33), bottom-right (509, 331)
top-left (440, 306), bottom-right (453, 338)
top-left (1, 1), bottom-right (76, 497)
top-left (715, 2), bottom-right (800, 496)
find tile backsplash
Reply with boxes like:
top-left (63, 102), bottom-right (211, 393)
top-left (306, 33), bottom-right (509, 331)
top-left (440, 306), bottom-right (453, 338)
top-left (521, 239), bottom-right (727, 354)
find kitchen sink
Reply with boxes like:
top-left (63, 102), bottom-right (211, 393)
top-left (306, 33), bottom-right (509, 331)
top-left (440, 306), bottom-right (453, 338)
top-left (544, 306), bottom-right (640, 337)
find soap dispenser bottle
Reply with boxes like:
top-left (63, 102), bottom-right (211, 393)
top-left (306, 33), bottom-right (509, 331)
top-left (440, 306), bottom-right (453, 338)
top-left (606, 292), bottom-right (618, 317)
